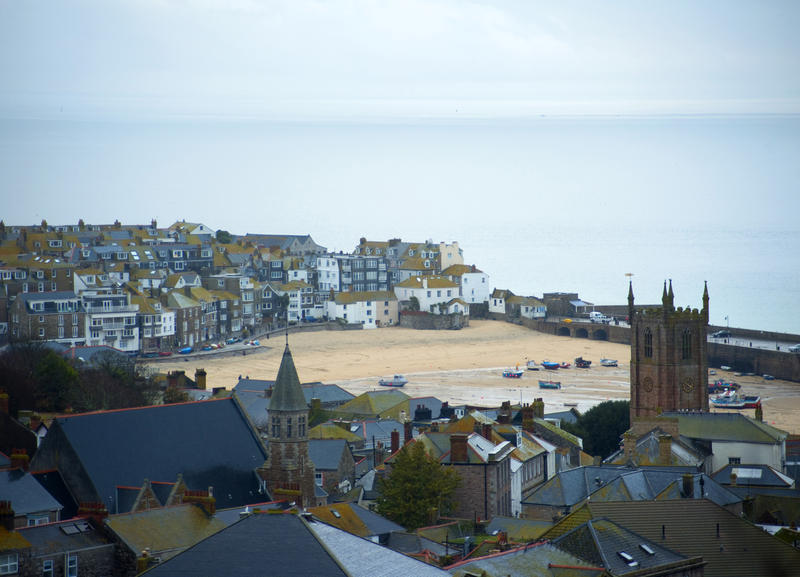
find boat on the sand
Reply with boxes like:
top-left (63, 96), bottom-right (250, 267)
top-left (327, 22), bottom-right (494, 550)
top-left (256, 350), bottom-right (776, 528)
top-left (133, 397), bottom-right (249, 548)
top-left (379, 374), bottom-right (408, 387)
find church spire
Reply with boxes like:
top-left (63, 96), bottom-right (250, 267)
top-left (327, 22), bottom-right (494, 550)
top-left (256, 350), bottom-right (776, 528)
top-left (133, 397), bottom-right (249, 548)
top-left (627, 280), bottom-right (634, 321)
top-left (270, 344), bottom-right (308, 412)
top-left (702, 280), bottom-right (709, 322)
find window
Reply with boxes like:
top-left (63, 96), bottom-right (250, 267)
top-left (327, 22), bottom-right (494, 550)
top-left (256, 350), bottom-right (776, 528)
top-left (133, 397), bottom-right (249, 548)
top-left (0, 553), bottom-right (18, 575)
top-left (299, 415), bottom-right (306, 437)
top-left (42, 559), bottom-right (54, 577)
top-left (272, 416), bottom-right (280, 437)
top-left (58, 315), bottom-right (64, 326)
top-left (644, 328), bottom-right (653, 358)
top-left (67, 554), bottom-right (78, 577)
top-left (729, 457), bottom-right (741, 465)
top-left (681, 329), bottom-right (692, 360)
top-left (38, 282), bottom-right (44, 292)
top-left (58, 326), bottom-right (65, 338)
top-left (72, 326), bottom-right (79, 338)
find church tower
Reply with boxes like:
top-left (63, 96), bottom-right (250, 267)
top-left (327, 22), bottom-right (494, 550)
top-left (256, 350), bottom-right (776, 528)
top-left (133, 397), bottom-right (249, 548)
top-left (257, 343), bottom-right (316, 508)
top-left (629, 280), bottom-right (709, 424)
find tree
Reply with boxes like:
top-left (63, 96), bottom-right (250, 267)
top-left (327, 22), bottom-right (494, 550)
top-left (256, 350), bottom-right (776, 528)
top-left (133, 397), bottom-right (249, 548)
top-left (561, 400), bottom-right (630, 459)
top-left (34, 350), bottom-right (79, 412)
top-left (377, 441), bottom-right (460, 530)
top-left (216, 229), bottom-right (233, 244)
top-left (408, 296), bottom-right (420, 312)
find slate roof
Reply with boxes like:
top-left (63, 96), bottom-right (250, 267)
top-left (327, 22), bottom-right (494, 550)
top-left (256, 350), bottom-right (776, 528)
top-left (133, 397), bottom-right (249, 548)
top-left (143, 512), bottom-right (449, 577)
top-left (19, 518), bottom-right (111, 555)
top-left (0, 469), bottom-right (63, 516)
top-left (31, 398), bottom-right (267, 513)
top-left (306, 517), bottom-right (451, 577)
top-left (485, 516), bottom-right (552, 542)
top-left (349, 419), bottom-right (406, 449)
top-left (523, 465), bottom-right (740, 509)
top-left (334, 390), bottom-right (410, 419)
top-left (309, 439), bottom-right (349, 471)
top-left (446, 541), bottom-right (605, 577)
top-left (308, 422), bottom-right (364, 443)
top-left (308, 502), bottom-right (404, 539)
top-left (711, 463), bottom-right (795, 488)
top-left (552, 518), bottom-right (697, 576)
top-left (662, 411), bottom-right (788, 444)
top-left (556, 500), bottom-right (800, 577)
top-left (394, 276), bottom-right (458, 289)
top-left (105, 503), bottom-right (227, 562)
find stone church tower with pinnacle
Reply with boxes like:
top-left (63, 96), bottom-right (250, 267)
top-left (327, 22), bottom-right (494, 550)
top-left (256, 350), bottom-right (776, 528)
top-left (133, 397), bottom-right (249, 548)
top-left (628, 280), bottom-right (709, 426)
top-left (257, 342), bottom-right (316, 509)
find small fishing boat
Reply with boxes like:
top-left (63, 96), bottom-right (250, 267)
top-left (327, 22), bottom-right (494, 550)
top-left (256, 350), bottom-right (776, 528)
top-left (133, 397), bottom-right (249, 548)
top-left (711, 389), bottom-right (746, 409)
top-left (539, 380), bottom-right (561, 389)
top-left (503, 369), bottom-right (524, 378)
top-left (707, 379), bottom-right (740, 394)
top-left (541, 361), bottom-right (560, 370)
top-left (379, 375), bottom-right (408, 387)
top-left (526, 360), bottom-right (540, 371)
top-left (559, 362), bottom-right (571, 369)
top-left (574, 357), bottom-right (591, 368)
top-left (742, 395), bottom-right (762, 408)
top-left (600, 358), bottom-right (618, 367)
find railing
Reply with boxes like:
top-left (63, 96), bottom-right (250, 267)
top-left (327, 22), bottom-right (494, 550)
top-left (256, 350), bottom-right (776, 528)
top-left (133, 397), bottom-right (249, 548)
top-left (84, 304), bottom-right (139, 314)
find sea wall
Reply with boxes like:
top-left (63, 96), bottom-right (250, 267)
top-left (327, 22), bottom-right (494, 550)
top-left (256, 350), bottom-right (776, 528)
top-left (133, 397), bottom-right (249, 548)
top-left (399, 312), bottom-right (469, 330)
top-left (708, 343), bottom-right (800, 382)
top-left (492, 316), bottom-right (800, 383)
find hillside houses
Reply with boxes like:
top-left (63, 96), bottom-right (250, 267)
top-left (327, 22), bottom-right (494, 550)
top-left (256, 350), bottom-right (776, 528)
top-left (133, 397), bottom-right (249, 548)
top-left (1, 222), bottom-right (540, 352)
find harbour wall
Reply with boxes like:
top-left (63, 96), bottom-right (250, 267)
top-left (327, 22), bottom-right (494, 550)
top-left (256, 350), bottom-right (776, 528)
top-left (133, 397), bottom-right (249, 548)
top-left (491, 316), bottom-right (800, 383)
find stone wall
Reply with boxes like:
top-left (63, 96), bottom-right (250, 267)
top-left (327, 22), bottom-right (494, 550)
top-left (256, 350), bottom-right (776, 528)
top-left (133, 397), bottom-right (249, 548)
top-left (398, 312), bottom-right (469, 330)
top-left (492, 315), bottom-right (800, 383)
top-left (708, 342), bottom-right (800, 382)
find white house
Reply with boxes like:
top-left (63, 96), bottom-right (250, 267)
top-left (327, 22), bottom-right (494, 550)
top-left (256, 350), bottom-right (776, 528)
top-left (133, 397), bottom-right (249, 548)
top-left (489, 289), bottom-right (513, 315)
top-left (663, 412), bottom-right (788, 475)
top-left (315, 256), bottom-right (340, 293)
top-left (441, 264), bottom-right (490, 304)
top-left (393, 275), bottom-right (462, 314)
top-left (274, 280), bottom-right (315, 323)
top-left (509, 295), bottom-right (547, 319)
top-left (326, 291), bottom-right (398, 328)
top-left (82, 290), bottom-right (140, 352)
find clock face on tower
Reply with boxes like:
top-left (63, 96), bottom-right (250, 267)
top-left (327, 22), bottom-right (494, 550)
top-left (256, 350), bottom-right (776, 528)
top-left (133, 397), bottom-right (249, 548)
top-left (642, 377), bottom-right (654, 392)
top-left (681, 377), bottom-right (695, 393)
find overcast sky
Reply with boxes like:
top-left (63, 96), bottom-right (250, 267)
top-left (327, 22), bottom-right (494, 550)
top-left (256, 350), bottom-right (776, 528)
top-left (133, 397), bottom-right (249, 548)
top-left (2, 0), bottom-right (799, 119)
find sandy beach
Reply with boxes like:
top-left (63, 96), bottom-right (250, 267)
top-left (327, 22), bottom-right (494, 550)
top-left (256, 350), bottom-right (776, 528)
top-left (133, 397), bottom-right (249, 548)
top-left (149, 320), bottom-right (800, 434)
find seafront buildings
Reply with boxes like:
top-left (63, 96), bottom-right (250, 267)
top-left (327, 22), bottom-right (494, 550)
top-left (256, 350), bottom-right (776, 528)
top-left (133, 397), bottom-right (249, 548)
top-left (0, 220), bottom-right (500, 352)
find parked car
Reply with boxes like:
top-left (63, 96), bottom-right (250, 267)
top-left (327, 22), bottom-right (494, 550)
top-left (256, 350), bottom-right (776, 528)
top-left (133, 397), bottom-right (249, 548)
top-left (226, 337), bottom-right (240, 345)
top-left (178, 347), bottom-right (193, 354)
top-left (789, 344), bottom-right (800, 353)
top-left (158, 351), bottom-right (173, 357)
top-left (711, 330), bottom-right (731, 338)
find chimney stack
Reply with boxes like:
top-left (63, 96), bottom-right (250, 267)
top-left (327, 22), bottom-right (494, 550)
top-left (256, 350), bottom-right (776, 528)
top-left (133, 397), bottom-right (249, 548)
top-left (10, 449), bottom-right (29, 471)
top-left (481, 423), bottom-right (493, 441)
top-left (658, 434), bottom-right (672, 465)
top-left (195, 368), bottom-right (207, 390)
top-left (390, 430), bottom-right (399, 454)
top-left (450, 434), bottom-right (469, 463)
top-left (532, 398), bottom-right (545, 419)
top-left (78, 502), bottom-right (109, 523)
top-left (403, 421), bottom-right (413, 444)
top-left (0, 501), bottom-right (14, 531)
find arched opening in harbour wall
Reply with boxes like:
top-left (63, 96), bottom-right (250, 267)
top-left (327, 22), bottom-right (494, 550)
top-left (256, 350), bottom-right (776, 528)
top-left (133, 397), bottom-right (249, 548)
top-left (592, 329), bottom-right (608, 341)
top-left (557, 327), bottom-right (571, 337)
top-left (575, 328), bottom-right (589, 339)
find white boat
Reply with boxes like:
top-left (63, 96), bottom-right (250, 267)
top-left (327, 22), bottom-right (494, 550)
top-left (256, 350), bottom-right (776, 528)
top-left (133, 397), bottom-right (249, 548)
top-left (600, 358), bottom-right (618, 367)
top-left (379, 375), bottom-right (408, 387)
top-left (526, 360), bottom-right (540, 371)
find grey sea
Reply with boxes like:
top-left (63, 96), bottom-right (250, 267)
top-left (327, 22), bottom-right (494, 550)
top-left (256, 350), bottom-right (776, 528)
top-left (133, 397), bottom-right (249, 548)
top-left (1, 113), bottom-right (798, 334)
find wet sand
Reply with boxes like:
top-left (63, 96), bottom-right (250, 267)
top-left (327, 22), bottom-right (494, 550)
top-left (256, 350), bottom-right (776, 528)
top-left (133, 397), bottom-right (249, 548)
top-left (148, 320), bottom-right (800, 434)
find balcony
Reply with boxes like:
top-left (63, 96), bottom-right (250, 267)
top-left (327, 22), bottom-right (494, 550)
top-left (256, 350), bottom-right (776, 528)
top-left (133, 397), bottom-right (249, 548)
top-left (85, 304), bottom-right (139, 314)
